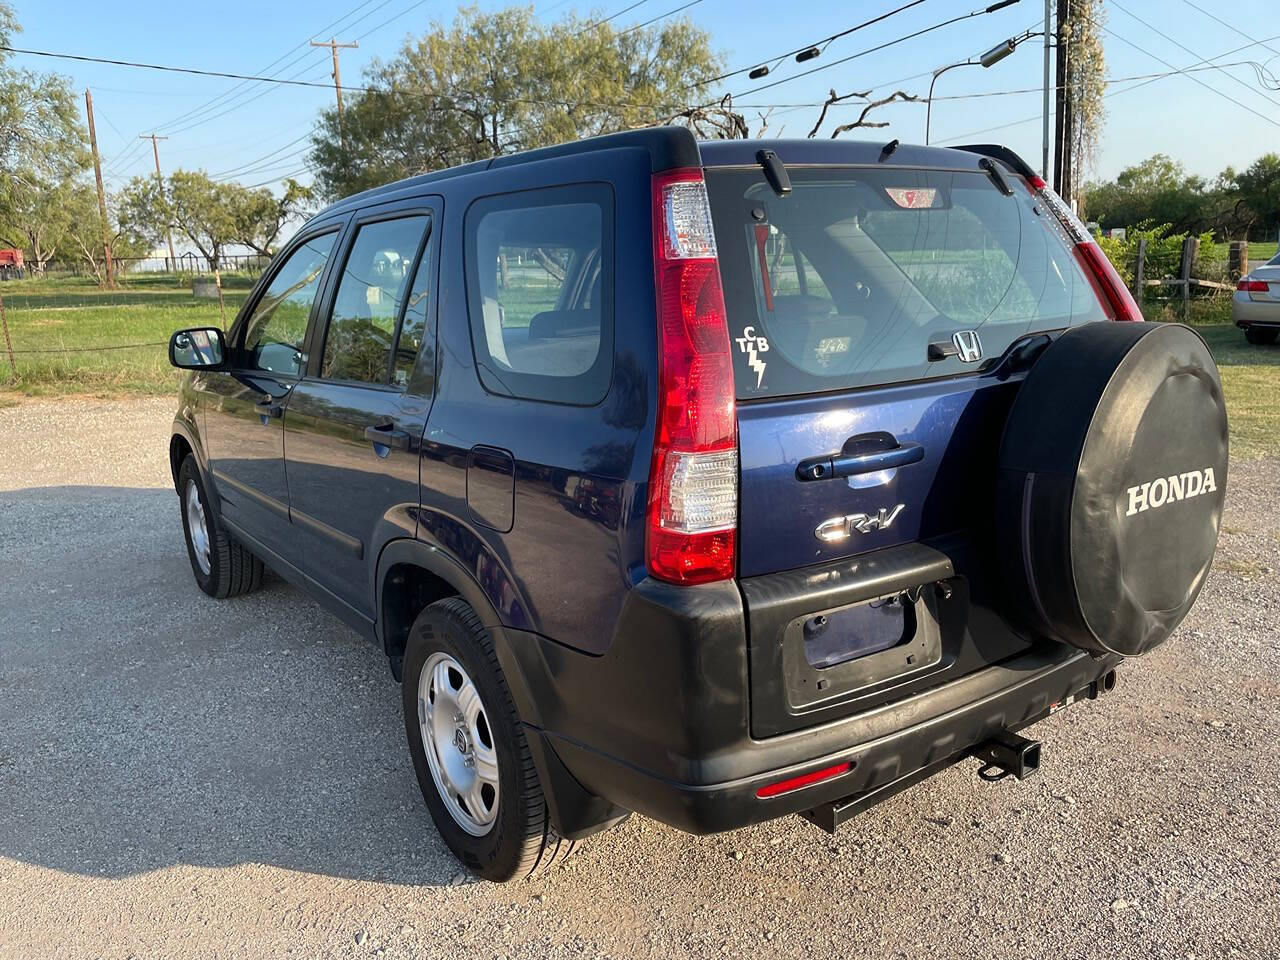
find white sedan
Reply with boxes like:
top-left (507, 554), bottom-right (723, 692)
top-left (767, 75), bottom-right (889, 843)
top-left (1234, 251), bottom-right (1280, 344)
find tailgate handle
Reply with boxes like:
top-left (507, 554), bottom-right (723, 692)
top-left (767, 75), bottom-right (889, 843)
top-left (797, 432), bottom-right (925, 481)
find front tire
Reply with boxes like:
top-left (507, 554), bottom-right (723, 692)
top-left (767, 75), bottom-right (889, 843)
top-left (402, 597), bottom-right (574, 882)
top-left (177, 455), bottom-right (264, 599)
top-left (1245, 326), bottom-right (1278, 345)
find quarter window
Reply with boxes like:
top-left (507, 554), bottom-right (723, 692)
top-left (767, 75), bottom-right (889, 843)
top-left (465, 184), bottom-right (613, 404)
top-left (322, 216), bottom-right (429, 384)
top-left (242, 232), bottom-right (337, 376)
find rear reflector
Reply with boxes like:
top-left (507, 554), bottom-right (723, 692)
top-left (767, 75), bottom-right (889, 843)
top-left (1026, 176), bottom-right (1143, 322)
top-left (756, 761), bottom-right (853, 799)
top-left (1238, 279), bottom-right (1269, 292)
top-left (647, 169), bottom-right (738, 585)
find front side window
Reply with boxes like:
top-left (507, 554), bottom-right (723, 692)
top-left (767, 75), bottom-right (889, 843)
top-left (242, 232), bottom-right (337, 375)
top-left (465, 183), bottom-right (613, 404)
top-left (321, 215), bottom-right (428, 384)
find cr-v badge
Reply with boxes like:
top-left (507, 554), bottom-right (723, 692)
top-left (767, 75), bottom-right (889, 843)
top-left (815, 505), bottom-right (906, 542)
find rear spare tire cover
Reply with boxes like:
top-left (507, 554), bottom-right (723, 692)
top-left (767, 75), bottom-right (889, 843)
top-left (997, 322), bottom-right (1228, 657)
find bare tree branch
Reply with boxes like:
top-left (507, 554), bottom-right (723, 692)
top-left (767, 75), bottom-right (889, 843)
top-left (806, 88), bottom-right (870, 139)
top-left (826, 90), bottom-right (922, 139)
top-left (661, 94), bottom-right (750, 140)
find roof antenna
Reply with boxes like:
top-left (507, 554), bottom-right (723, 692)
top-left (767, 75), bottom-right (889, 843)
top-left (879, 139), bottom-right (900, 162)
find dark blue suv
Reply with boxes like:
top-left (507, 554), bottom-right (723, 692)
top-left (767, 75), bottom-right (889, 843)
top-left (168, 128), bottom-right (1228, 882)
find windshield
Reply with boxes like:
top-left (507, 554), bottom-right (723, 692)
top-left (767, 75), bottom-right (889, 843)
top-left (705, 166), bottom-right (1106, 398)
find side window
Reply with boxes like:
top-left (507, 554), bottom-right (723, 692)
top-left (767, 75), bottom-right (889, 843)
top-left (465, 183), bottom-right (613, 404)
top-left (242, 232), bottom-right (337, 375)
top-left (321, 215), bottom-right (428, 384)
top-left (393, 240), bottom-right (434, 388)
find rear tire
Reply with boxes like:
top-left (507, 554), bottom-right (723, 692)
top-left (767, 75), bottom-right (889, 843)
top-left (177, 455), bottom-right (264, 599)
top-left (402, 597), bottom-right (575, 882)
top-left (1245, 326), bottom-right (1278, 345)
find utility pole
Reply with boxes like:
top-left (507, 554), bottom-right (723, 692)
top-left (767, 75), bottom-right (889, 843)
top-left (1053, 0), bottom-right (1074, 207)
top-left (140, 134), bottom-right (178, 272)
top-left (84, 89), bottom-right (115, 288)
top-left (1042, 0), bottom-right (1051, 179)
top-left (311, 37), bottom-right (358, 150)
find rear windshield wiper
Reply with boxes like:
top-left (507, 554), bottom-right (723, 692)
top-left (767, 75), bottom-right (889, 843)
top-left (978, 156), bottom-right (1014, 196)
top-left (756, 149), bottom-right (792, 197)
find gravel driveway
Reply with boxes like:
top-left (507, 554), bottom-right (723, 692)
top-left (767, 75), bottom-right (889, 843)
top-left (1, 396), bottom-right (1277, 960)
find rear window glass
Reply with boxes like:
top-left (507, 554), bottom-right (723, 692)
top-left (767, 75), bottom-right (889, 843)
top-left (705, 167), bottom-right (1106, 398)
top-left (464, 183), bottom-right (613, 405)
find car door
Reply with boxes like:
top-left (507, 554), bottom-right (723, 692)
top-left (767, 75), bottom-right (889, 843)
top-left (200, 228), bottom-right (341, 553)
top-left (282, 204), bottom-right (438, 618)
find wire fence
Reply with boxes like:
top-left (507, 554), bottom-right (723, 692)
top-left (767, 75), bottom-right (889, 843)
top-left (0, 268), bottom-right (266, 390)
top-left (10, 253), bottom-right (273, 283)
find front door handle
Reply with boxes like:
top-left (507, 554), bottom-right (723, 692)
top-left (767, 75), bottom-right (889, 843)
top-left (364, 423), bottom-right (411, 450)
top-left (256, 396), bottom-right (283, 419)
top-left (796, 432), bottom-right (925, 481)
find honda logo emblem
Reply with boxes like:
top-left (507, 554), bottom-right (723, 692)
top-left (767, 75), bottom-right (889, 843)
top-left (952, 330), bottom-right (983, 363)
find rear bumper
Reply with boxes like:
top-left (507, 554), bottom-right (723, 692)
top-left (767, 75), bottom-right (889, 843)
top-left (1233, 293), bottom-right (1280, 326)
top-left (504, 575), bottom-right (1118, 836)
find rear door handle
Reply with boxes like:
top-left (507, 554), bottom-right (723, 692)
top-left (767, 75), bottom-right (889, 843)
top-left (364, 423), bottom-right (411, 450)
top-left (797, 433), bottom-right (925, 480)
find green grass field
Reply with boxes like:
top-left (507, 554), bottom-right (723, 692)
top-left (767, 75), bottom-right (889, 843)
top-left (0, 275), bottom-right (254, 395)
top-left (2, 276), bottom-right (1277, 458)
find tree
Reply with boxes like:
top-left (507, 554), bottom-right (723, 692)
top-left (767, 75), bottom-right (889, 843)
top-left (1082, 155), bottom-right (1212, 233)
top-left (120, 170), bottom-right (239, 270)
top-left (227, 178), bottom-right (314, 257)
top-left (0, 2), bottom-right (88, 237)
top-left (309, 5), bottom-right (722, 199)
top-left (64, 183), bottom-right (149, 282)
top-left (1225, 154), bottom-right (1280, 239)
top-left (0, 177), bottom-right (75, 271)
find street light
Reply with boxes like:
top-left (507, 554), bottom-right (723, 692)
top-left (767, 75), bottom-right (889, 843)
top-left (925, 30), bottom-right (1041, 145)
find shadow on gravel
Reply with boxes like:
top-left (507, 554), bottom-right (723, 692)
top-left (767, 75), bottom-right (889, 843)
top-left (0, 485), bottom-right (457, 887)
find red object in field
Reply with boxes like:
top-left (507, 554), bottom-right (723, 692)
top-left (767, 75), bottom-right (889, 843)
top-left (0, 249), bottom-right (23, 268)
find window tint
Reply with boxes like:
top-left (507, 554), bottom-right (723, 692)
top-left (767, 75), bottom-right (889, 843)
top-left (393, 241), bottom-right (434, 388)
top-left (242, 232), bottom-right (336, 375)
top-left (706, 168), bottom-right (1106, 397)
top-left (465, 184), bottom-right (613, 404)
top-left (322, 216), bottom-right (428, 384)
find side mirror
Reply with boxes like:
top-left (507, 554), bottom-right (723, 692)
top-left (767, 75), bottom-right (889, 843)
top-left (170, 327), bottom-right (226, 370)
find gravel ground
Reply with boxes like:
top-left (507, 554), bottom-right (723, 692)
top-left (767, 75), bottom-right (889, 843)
top-left (1, 396), bottom-right (1277, 960)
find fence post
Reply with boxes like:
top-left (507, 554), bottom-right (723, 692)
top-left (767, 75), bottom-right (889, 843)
top-left (1179, 236), bottom-right (1198, 323)
top-left (0, 292), bottom-right (16, 381)
top-left (1228, 240), bottom-right (1249, 280)
top-left (1132, 237), bottom-right (1146, 301)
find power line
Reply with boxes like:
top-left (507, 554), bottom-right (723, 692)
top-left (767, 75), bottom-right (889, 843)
top-left (934, 36), bottom-right (1280, 143)
top-left (148, 0), bottom-right (387, 133)
top-left (1090, 14), bottom-right (1280, 128)
top-left (1175, 0), bottom-right (1280, 63)
top-left (617, 0), bottom-right (703, 36)
top-left (689, 0), bottom-right (935, 90)
top-left (703, 0), bottom-right (1024, 109)
top-left (1109, 0), bottom-right (1280, 109)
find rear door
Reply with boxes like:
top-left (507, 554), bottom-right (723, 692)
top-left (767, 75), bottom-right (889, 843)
top-left (282, 204), bottom-right (438, 617)
top-left (704, 162), bottom-right (1109, 734)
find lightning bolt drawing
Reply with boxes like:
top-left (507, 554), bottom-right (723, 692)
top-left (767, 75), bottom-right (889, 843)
top-left (745, 342), bottom-right (766, 388)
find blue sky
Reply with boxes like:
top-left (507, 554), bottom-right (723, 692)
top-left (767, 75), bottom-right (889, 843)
top-left (9, 0), bottom-right (1280, 195)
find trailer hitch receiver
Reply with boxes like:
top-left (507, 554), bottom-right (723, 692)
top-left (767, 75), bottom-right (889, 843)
top-left (970, 731), bottom-right (1042, 781)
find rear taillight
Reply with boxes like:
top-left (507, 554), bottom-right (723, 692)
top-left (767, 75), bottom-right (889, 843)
top-left (1238, 279), bottom-right (1268, 292)
top-left (647, 169), bottom-right (737, 585)
top-left (1026, 175), bottom-right (1143, 322)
